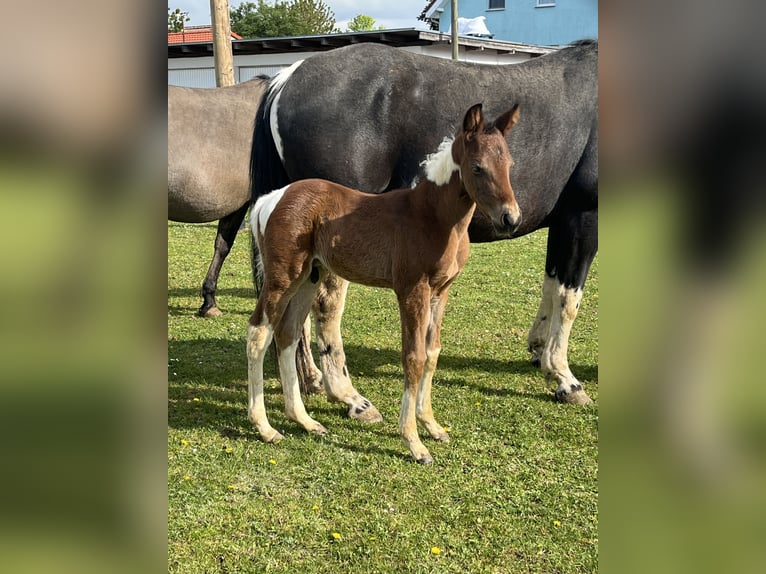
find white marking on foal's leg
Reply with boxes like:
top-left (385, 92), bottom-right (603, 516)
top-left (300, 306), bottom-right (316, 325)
top-left (416, 348), bottom-right (449, 442)
top-left (528, 274), bottom-right (557, 366)
top-left (541, 282), bottom-right (592, 405)
top-left (278, 339), bottom-right (327, 436)
top-left (246, 321), bottom-right (283, 442)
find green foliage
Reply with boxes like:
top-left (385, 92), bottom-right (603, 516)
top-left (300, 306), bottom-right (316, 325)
top-left (168, 7), bottom-right (190, 33)
top-left (230, 0), bottom-right (336, 39)
top-left (346, 14), bottom-right (383, 32)
top-left (168, 222), bottom-right (598, 572)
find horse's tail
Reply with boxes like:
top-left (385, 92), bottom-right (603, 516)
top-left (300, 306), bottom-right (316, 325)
top-left (249, 62), bottom-right (301, 294)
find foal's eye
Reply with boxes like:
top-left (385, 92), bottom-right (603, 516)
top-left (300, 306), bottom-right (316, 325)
top-left (471, 165), bottom-right (483, 175)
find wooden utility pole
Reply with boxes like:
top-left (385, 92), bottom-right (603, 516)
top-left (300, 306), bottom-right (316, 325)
top-left (451, 0), bottom-right (459, 60)
top-left (210, 0), bottom-right (235, 86)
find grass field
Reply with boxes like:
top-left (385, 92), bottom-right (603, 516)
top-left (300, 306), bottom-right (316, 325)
top-left (168, 222), bottom-right (598, 573)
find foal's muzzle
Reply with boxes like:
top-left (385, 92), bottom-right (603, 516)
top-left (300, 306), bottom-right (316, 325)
top-left (497, 209), bottom-right (522, 235)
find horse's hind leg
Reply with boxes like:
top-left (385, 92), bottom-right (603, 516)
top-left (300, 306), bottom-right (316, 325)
top-left (527, 274), bottom-right (557, 367)
top-left (416, 292), bottom-right (450, 443)
top-left (199, 202), bottom-right (249, 317)
top-left (540, 208), bottom-right (597, 405)
top-left (276, 279), bottom-right (327, 436)
top-left (313, 274), bottom-right (383, 423)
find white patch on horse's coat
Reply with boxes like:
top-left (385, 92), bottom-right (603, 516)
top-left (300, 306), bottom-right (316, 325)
top-left (421, 137), bottom-right (459, 185)
top-left (267, 60), bottom-right (303, 164)
top-left (251, 185), bottom-right (289, 239)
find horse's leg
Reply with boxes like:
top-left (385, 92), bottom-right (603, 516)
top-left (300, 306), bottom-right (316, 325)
top-left (540, 209), bottom-right (598, 405)
top-left (246, 303), bottom-right (282, 443)
top-left (398, 282), bottom-right (433, 464)
top-left (275, 280), bottom-right (327, 436)
top-left (199, 202), bottom-right (249, 317)
top-left (527, 274), bottom-right (557, 367)
top-left (313, 274), bottom-right (383, 423)
top-left (416, 292), bottom-right (450, 443)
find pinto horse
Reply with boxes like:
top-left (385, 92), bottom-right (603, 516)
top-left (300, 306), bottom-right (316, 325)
top-left (248, 104), bottom-right (520, 463)
top-left (251, 41), bottom-right (597, 414)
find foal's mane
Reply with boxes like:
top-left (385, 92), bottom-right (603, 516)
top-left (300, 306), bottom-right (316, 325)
top-left (421, 137), bottom-right (458, 186)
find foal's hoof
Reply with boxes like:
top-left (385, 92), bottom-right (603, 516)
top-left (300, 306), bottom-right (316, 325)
top-left (531, 357), bottom-right (541, 368)
top-left (347, 401), bottom-right (383, 424)
top-left (309, 423), bottom-right (328, 436)
top-left (555, 387), bottom-right (593, 405)
top-left (265, 429), bottom-right (284, 443)
top-left (199, 306), bottom-right (222, 318)
top-left (415, 455), bottom-right (434, 465)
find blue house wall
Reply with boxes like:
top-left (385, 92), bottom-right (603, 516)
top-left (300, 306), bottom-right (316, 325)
top-left (434, 0), bottom-right (597, 47)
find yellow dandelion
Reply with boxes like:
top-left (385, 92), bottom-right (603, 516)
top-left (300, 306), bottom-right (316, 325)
top-left (312, 504), bottom-right (319, 511)
top-left (553, 520), bottom-right (561, 527)
top-left (227, 484), bottom-right (235, 490)
top-left (183, 475), bottom-right (191, 481)
top-left (180, 439), bottom-right (189, 446)
top-left (269, 459), bottom-right (276, 465)
top-left (192, 397), bottom-right (200, 402)
top-left (443, 427), bottom-right (450, 433)
top-left (474, 401), bottom-right (481, 406)
top-left (331, 532), bottom-right (342, 541)
top-left (369, 536), bottom-right (377, 541)
top-left (224, 446), bottom-right (233, 453)
top-left (431, 546), bottom-right (441, 555)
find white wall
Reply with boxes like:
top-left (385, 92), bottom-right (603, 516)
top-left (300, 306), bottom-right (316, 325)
top-left (168, 44), bottom-right (532, 87)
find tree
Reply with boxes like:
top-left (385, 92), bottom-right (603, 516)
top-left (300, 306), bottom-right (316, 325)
top-left (168, 7), bottom-right (190, 32)
top-left (230, 0), bottom-right (336, 39)
top-left (346, 14), bottom-right (384, 32)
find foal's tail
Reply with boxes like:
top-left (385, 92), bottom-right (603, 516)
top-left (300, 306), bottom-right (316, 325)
top-left (249, 65), bottom-right (297, 294)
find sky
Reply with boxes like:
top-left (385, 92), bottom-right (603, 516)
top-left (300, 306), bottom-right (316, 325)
top-left (171, 0), bottom-right (431, 31)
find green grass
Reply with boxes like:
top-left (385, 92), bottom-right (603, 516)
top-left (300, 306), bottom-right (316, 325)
top-left (168, 222), bottom-right (598, 573)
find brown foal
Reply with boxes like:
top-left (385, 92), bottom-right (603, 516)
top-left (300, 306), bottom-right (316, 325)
top-left (247, 103), bottom-right (521, 463)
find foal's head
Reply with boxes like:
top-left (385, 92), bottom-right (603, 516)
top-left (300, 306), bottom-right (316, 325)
top-left (454, 103), bottom-right (521, 234)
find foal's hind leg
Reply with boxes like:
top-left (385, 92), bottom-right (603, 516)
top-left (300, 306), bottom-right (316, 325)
top-left (313, 274), bottom-right (383, 423)
top-left (275, 280), bottom-right (327, 436)
top-left (246, 311), bottom-right (282, 443)
top-left (416, 293), bottom-right (450, 443)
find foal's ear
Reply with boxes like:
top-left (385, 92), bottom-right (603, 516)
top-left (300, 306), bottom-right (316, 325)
top-left (494, 104), bottom-right (520, 136)
top-left (462, 103), bottom-right (485, 139)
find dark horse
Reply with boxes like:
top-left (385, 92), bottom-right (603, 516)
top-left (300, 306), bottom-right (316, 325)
top-left (168, 77), bottom-right (268, 317)
top-left (251, 41), bottom-right (597, 419)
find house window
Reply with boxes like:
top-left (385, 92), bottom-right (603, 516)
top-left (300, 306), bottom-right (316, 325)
top-left (488, 0), bottom-right (505, 10)
top-left (536, 0), bottom-right (556, 6)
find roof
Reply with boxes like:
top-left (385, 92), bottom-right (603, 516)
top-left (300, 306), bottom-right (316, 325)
top-left (168, 28), bottom-right (555, 58)
top-left (168, 25), bottom-right (243, 45)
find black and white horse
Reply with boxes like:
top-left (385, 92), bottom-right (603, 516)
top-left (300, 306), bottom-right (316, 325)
top-left (251, 41), bottom-right (597, 419)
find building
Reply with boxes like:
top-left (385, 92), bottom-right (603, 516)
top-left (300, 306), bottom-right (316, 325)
top-left (419, 0), bottom-right (597, 47)
top-left (168, 28), bottom-right (555, 88)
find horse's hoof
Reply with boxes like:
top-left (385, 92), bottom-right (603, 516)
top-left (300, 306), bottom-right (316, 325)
top-left (348, 402), bottom-right (383, 424)
top-left (434, 433), bottom-right (450, 444)
top-left (200, 306), bottom-right (222, 318)
top-left (416, 455), bottom-right (434, 465)
top-left (531, 357), bottom-right (541, 368)
top-left (556, 387), bottom-right (593, 405)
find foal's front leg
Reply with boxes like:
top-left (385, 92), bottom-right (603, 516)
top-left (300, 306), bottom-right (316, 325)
top-left (313, 274), bottom-right (383, 423)
top-left (398, 284), bottom-right (434, 464)
top-left (416, 293), bottom-right (450, 443)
